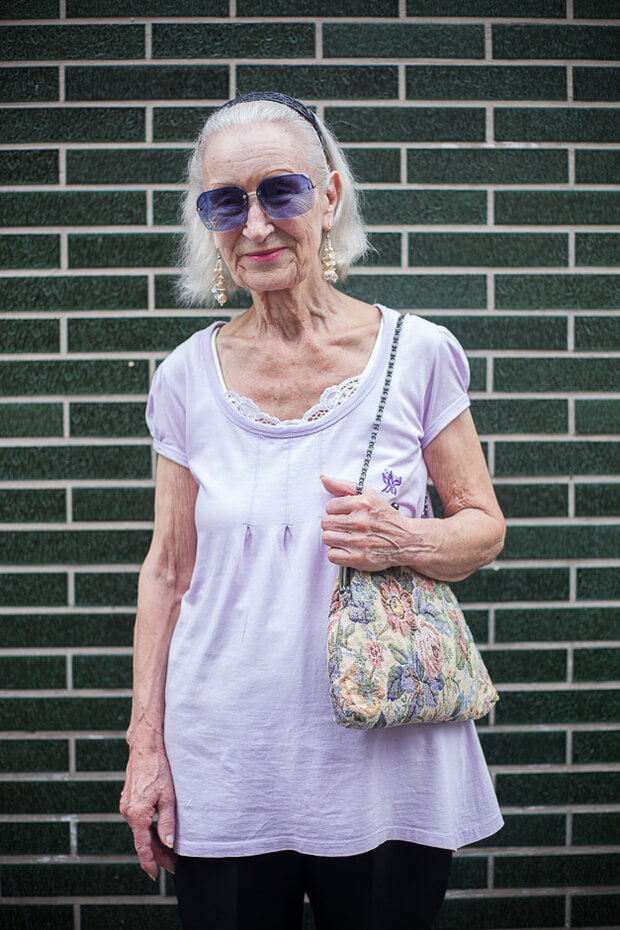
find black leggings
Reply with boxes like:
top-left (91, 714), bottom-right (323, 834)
top-left (174, 840), bottom-right (452, 930)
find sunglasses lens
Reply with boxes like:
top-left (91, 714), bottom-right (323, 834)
top-left (197, 187), bottom-right (247, 231)
top-left (258, 174), bottom-right (314, 219)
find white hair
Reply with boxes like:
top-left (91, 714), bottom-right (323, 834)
top-left (177, 99), bottom-right (369, 307)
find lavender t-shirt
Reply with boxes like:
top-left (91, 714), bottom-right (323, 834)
top-left (146, 306), bottom-right (503, 856)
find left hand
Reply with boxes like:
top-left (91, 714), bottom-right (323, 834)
top-left (320, 474), bottom-right (427, 571)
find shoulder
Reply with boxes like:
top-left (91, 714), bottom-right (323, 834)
top-left (377, 306), bottom-right (461, 355)
top-left (155, 321), bottom-right (221, 384)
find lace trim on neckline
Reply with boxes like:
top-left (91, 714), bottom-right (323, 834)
top-left (225, 375), bottom-right (362, 427)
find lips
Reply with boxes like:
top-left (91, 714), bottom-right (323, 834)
top-left (243, 247), bottom-right (287, 262)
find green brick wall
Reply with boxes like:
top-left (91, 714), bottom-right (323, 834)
top-left (0, 5), bottom-right (618, 929)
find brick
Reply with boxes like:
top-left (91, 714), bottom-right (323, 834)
top-left (573, 812), bottom-right (620, 846)
top-left (66, 64), bottom-right (228, 101)
top-left (343, 275), bottom-right (486, 310)
top-left (0, 107), bottom-right (145, 143)
top-left (237, 66), bottom-right (398, 100)
top-left (407, 148), bottom-right (567, 184)
top-left (0, 404), bottom-right (63, 438)
top-left (406, 65), bottom-right (565, 100)
top-left (448, 857), bottom-right (488, 889)
top-left (0, 698), bottom-right (130, 732)
top-left (0, 614), bottom-right (135, 649)
top-left (495, 690), bottom-right (620, 725)
top-left (482, 648), bottom-right (566, 683)
top-left (0, 150), bottom-right (58, 185)
top-left (0, 447), bottom-right (150, 481)
top-left (495, 107), bottom-right (620, 142)
top-left (81, 904), bottom-right (183, 930)
top-left (495, 441), bottom-right (620, 476)
top-left (576, 150), bottom-right (620, 184)
top-left (577, 567), bottom-right (619, 600)
top-left (493, 483), bottom-right (568, 519)
top-left (0, 0), bottom-right (59, 15)
top-left (423, 314), bottom-right (566, 350)
top-left (0, 275), bottom-right (148, 312)
top-left (70, 402), bottom-right (149, 438)
top-left (153, 22), bottom-right (313, 58)
top-left (494, 357), bottom-right (619, 392)
top-left (77, 822), bottom-right (134, 855)
top-left (435, 896), bottom-right (565, 930)
top-left (66, 148), bottom-right (190, 185)
top-left (472, 813), bottom-right (566, 848)
top-left (493, 25), bottom-right (620, 60)
top-left (496, 853), bottom-right (620, 889)
top-left (0, 655), bottom-right (66, 689)
top-left (75, 737), bottom-right (128, 772)
top-left (478, 731), bottom-right (566, 766)
top-left (73, 488), bottom-right (154, 523)
top-left (156, 274), bottom-right (251, 310)
top-left (471, 399), bottom-right (567, 434)
top-left (0, 66), bottom-right (58, 103)
top-left (0, 234), bottom-right (60, 270)
top-left (68, 316), bottom-right (215, 352)
top-left (574, 67), bottom-right (620, 101)
top-left (326, 106), bottom-right (485, 142)
top-left (495, 191), bottom-right (620, 226)
top-left (2, 25), bottom-right (144, 59)
top-left (575, 400), bottom-right (620, 434)
top-left (0, 574), bottom-right (67, 607)
top-left (365, 233), bottom-right (401, 266)
top-left (69, 233), bottom-right (179, 269)
top-left (0, 488), bottom-right (66, 522)
top-left (462, 610), bottom-right (488, 643)
top-left (575, 233), bottom-right (619, 266)
top-left (572, 894), bottom-right (620, 928)
top-left (325, 24), bottom-right (483, 59)
top-left (237, 0), bottom-right (398, 13)
top-left (364, 191), bottom-right (486, 225)
top-left (407, 0), bottom-right (565, 13)
top-left (67, 0), bottom-right (227, 12)
top-left (152, 105), bottom-right (216, 142)
top-left (495, 607), bottom-right (620, 643)
top-left (497, 771), bottom-right (620, 807)
top-left (153, 190), bottom-right (182, 225)
top-left (0, 191), bottom-right (145, 226)
top-left (0, 821), bottom-right (70, 855)
top-left (574, 315), bottom-right (620, 349)
top-left (501, 525), bottom-right (620, 560)
top-left (0, 739), bottom-right (68, 773)
top-left (0, 359), bottom-right (148, 395)
top-left (409, 233), bottom-right (567, 267)
top-left (345, 148), bottom-right (401, 184)
top-left (0, 907), bottom-right (73, 930)
top-left (73, 654), bottom-right (132, 689)
top-left (1, 530), bottom-right (151, 565)
top-left (573, 730), bottom-right (620, 764)
top-left (575, 483), bottom-right (620, 517)
top-left (75, 572), bottom-right (139, 607)
top-left (453, 567), bottom-right (569, 603)
top-left (574, 0), bottom-right (620, 15)
top-left (1, 862), bottom-right (156, 897)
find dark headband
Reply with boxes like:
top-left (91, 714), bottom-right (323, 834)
top-left (217, 92), bottom-right (327, 153)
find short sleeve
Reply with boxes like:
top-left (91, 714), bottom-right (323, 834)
top-left (145, 360), bottom-right (189, 468)
top-left (421, 325), bottom-right (470, 449)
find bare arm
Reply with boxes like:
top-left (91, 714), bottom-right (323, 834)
top-left (321, 409), bottom-right (505, 583)
top-left (120, 455), bottom-right (198, 879)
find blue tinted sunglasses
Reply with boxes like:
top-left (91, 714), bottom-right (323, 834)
top-left (196, 173), bottom-right (316, 232)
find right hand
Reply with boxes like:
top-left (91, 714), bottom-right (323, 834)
top-left (120, 743), bottom-right (177, 880)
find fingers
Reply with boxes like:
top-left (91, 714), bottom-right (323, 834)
top-left (132, 817), bottom-right (160, 881)
top-left (320, 474), bottom-right (357, 497)
top-left (156, 796), bottom-right (176, 852)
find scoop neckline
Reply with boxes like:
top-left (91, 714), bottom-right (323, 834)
top-left (202, 304), bottom-right (397, 438)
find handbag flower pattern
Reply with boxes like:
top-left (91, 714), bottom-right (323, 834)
top-left (327, 566), bottom-right (499, 729)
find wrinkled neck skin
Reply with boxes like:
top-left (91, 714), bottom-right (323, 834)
top-left (244, 272), bottom-right (348, 343)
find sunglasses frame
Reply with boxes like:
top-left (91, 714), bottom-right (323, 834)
top-left (196, 173), bottom-right (316, 232)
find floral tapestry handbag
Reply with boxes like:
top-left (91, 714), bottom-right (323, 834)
top-left (327, 314), bottom-right (499, 729)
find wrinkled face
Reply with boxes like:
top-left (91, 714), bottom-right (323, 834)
top-left (201, 122), bottom-right (338, 296)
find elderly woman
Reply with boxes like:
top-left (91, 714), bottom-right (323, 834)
top-left (121, 92), bottom-right (505, 930)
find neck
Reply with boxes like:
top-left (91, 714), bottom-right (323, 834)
top-left (248, 277), bottom-right (343, 341)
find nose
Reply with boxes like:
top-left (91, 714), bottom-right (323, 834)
top-left (243, 194), bottom-right (274, 240)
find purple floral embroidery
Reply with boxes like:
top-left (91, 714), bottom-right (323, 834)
top-left (381, 469), bottom-right (402, 495)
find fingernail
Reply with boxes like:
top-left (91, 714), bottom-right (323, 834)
top-left (166, 834), bottom-right (174, 848)
top-left (151, 874), bottom-right (157, 882)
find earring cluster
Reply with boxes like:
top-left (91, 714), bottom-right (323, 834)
top-left (211, 252), bottom-right (228, 306)
top-left (321, 232), bottom-right (338, 283)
